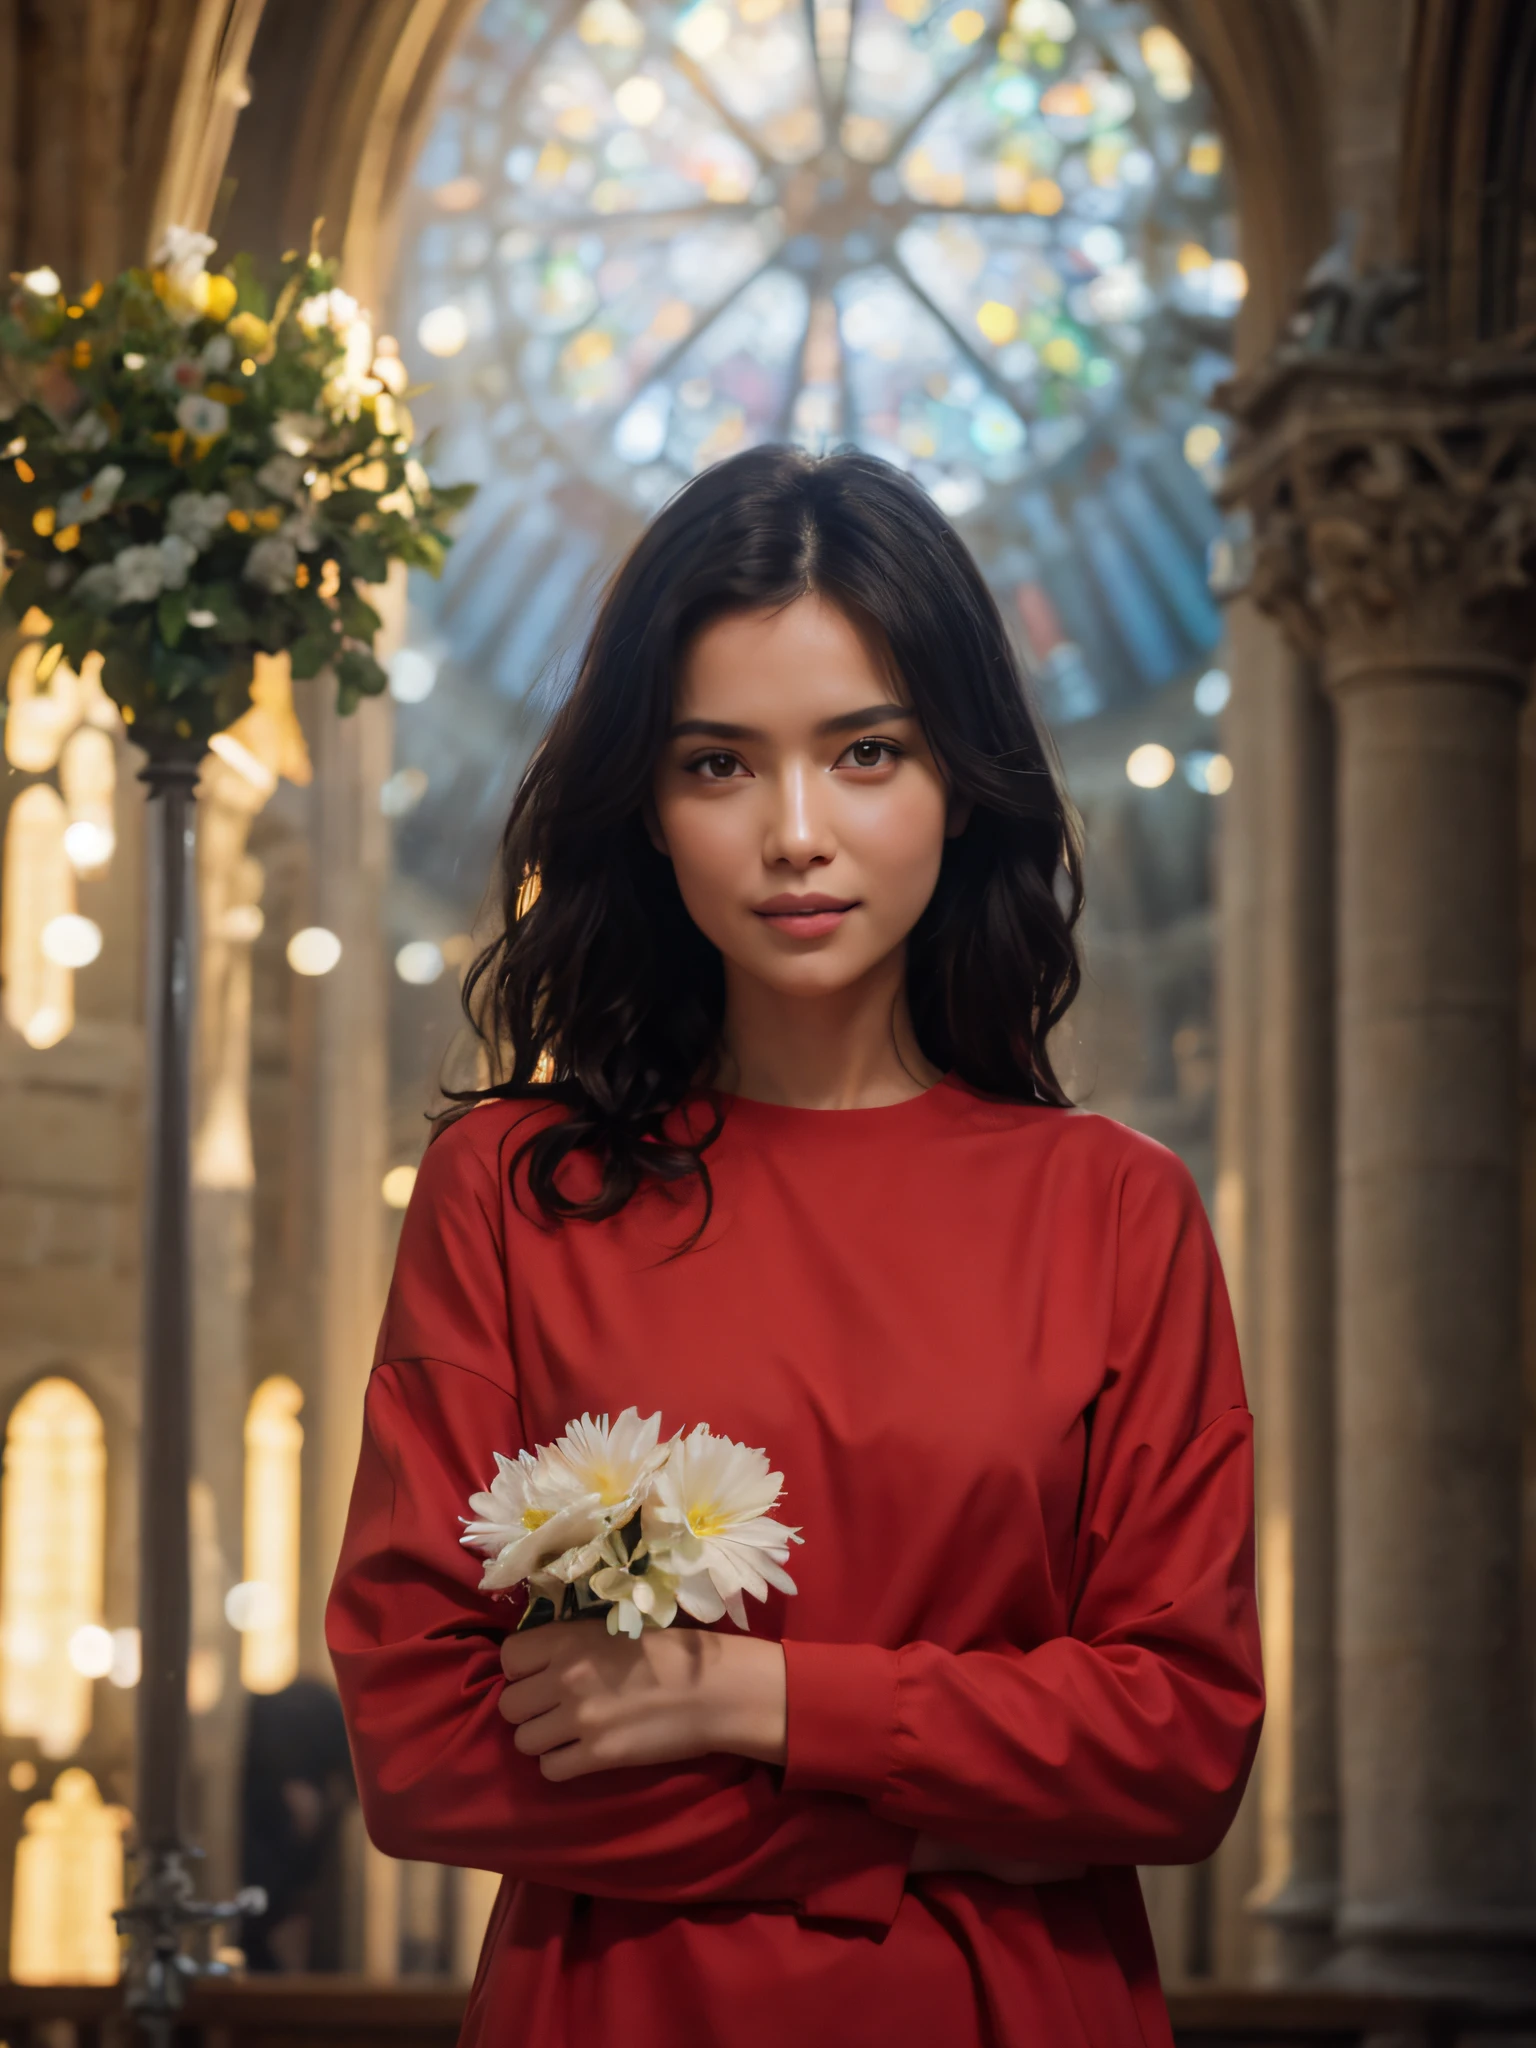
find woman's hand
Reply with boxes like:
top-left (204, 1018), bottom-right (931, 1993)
top-left (499, 1619), bottom-right (788, 1781)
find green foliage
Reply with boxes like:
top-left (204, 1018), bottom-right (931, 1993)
top-left (0, 236), bottom-right (476, 748)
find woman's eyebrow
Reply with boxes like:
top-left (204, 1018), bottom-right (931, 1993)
top-left (667, 703), bottom-right (916, 741)
top-left (817, 702), bottom-right (916, 734)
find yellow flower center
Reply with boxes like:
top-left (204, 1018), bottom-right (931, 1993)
top-left (522, 1507), bottom-right (553, 1531)
top-left (687, 1503), bottom-right (730, 1540)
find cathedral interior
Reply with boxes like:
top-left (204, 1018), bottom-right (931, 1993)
top-left (1, 0), bottom-right (1536, 2037)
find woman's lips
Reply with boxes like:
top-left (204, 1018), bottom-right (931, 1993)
top-left (753, 895), bottom-right (858, 939)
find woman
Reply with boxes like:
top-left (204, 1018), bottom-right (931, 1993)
top-left (327, 446), bottom-right (1263, 2046)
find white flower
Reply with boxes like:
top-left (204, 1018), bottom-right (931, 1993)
top-left (158, 533), bottom-right (198, 591)
top-left (588, 1558), bottom-right (681, 1638)
top-left (64, 411), bottom-right (110, 453)
top-left (176, 393), bottom-right (229, 440)
top-left (372, 350), bottom-right (409, 395)
top-left (281, 509), bottom-right (321, 552)
top-left (256, 454), bottom-right (306, 500)
top-left (462, 1407), bottom-right (672, 1594)
top-left (73, 562), bottom-right (121, 609)
top-left (642, 1426), bottom-right (801, 1631)
top-left (201, 334), bottom-right (234, 373)
top-left (242, 534), bottom-right (298, 593)
top-left (57, 464), bottom-right (124, 527)
top-left (297, 288), bottom-right (360, 336)
top-left (272, 412), bottom-right (324, 457)
top-left (167, 490), bottom-right (231, 550)
top-left (114, 544), bottom-right (169, 604)
top-left (153, 225), bottom-right (217, 293)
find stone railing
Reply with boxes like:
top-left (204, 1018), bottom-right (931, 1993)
top-left (0, 1982), bottom-right (1534, 2047)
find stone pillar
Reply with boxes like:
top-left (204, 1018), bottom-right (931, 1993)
top-left (1223, 350), bottom-right (1536, 1993)
top-left (1226, 597), bottom-right (1340, 1982)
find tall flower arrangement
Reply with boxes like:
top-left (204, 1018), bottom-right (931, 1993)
top-left (0, 227), bottom-right (473, 742)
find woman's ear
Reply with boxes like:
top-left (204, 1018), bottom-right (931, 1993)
top-left (944, 794), bottom-right (972, 839)
top-left (641, 796), bottom-right (670, 858)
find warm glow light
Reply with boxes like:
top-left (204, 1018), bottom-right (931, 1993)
top-left (62, 821), bottom-right (114, 873)
top-left (0, 1380), bottom-right (107, 1760)
top-left (1184, 422), bottom-right (1223, 470)
top-left (40, 914), bottom-right (101, 969)
top-left (382, 1165), bottom-right (418, 1210)
top-left (1126, 742), bottom-right (1176, 789)
top-left (66, 1626), bottom-right (113, 1680)
top-left (1140, 24), bottom-right (1193, 98)
top-left (208, 730), bottom-right (279, 796)
top-left (108, 1628), bottom-right (141, 1690)
top-left (418, 304), bottom-right (469, 357)
top-left (975, 300), bottom-right (1019, 345)
top-left (4, 785), bottom-right (75, 1048)
top-left (614, 74), bottom-right (665, 126)
top-left (948, 7), bottom-right (986, 41)
top-left (240, 1378), bottom-right (304, 1693)
top-left (1184, 749), bottom-right (1233, 794)
top-left (10, 1768), bottom-right (129, 1984)
top-left (8, 1762), bottom-right (36, 1792)
top-left (1187, 134), bottom-right (1222, 176)
top-left (286, 926), bottom-right (342, 976)
top-left (20, 268), bottom-right (61, 298)
top-left (395, 940), bottom-right (445, 986)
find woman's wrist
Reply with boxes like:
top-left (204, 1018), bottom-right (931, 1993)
top-left (696, 1632), bottom-right (788, 1765)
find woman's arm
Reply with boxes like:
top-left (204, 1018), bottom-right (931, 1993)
top-left (326, 1117), bottom-right (915, 1931)
top-left (769, 1145), bottom-right (1265, 1867)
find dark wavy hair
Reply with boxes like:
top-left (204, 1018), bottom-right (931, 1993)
top-left (444, 444), bottom-right (1083, 1230)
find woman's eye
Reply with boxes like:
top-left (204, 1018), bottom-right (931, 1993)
top-left (690, 751), bottom-right (745, 781)
top-left (842, 737), bottom-right (899, 770)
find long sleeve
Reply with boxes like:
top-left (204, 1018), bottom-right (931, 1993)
top-left (779, 1139), bottom-right (1264, 1866)
top-left (326, 1111), bottom-right (914, 1929)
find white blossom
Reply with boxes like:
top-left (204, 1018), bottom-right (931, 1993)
top-left (73, 562), bottom-right (122, 609)
top-left (242, 535), bottom-right (299, 593)
top-left (297, 288), bottom-right (360, 336)
top-left (157, 534), bottom-right (198, 591)
top-left (153, 225), bottom-right (217, 292)
top-left (114, 545), bottom-right (170, 604)
top-left (167, 491), bottom-right (231, 550)
top-left (256, 454), bottom-right (306, 500)
top-left (461, 1408), bottom-right (672, 1595)
top-left (281, 509), bottom-right (322, 552)
top-left (57, 464), bottom-right (124, 528)
top-left (641, 1426), bottom-right (801, 1631)
top-left (201, 334), bottom-right (234, 373)
top-left (63, 411), bottom-right (110, 453)
top-left (272, 412), bottom-right (324, 458)
top-left (176, 393), bottom-right (229, 440)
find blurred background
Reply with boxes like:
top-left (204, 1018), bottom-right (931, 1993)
top-left (1, 0), bottom-right (1534, 2022)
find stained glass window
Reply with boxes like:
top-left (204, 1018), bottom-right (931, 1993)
top-left (385, 0), bottom-right (1238, 1182)
top-left (393, 0), bottom-right (1238, 725)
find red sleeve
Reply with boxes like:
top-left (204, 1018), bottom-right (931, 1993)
top-left (325, 1110), bottom-right (913, 1930)
top-left (779, 1138), bottom-right (1264, 1866)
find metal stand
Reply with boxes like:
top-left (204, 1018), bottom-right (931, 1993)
top-left (115, 745), bottom-right (263, 2044)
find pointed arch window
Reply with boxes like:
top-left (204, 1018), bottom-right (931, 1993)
top-left (0, 1379), bottom-right (107, 1760)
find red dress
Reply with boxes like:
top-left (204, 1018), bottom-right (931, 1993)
top-left (327, 1079), bottom-right (1262, 2046)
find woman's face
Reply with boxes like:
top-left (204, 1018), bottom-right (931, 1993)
top-left (650, 594), bottom-right (960, 1001)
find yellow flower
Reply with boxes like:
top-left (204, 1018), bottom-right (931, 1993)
top-left (197, 273), bottom-right (238, 323)
top-left (227, 311), bottom-right (273, 361)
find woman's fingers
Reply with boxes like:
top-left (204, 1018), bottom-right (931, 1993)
top-left (497, 1668), bottom-right (563, 1723)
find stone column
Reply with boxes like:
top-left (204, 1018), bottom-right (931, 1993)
top-left (1220, 598), bottom-right (1339, 1982)
top-left (1223, 350), bottom-right (1536, 1994)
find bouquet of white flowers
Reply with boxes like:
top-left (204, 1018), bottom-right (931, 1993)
top-left (461, 1406), bottom-right (802, 1638)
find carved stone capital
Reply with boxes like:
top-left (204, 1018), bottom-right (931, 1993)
top-left (1218, 352), bottom-right (1536, 695)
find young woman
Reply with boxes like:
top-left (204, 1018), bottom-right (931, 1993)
top-left (327, 446), bottom-right (1263, 2047)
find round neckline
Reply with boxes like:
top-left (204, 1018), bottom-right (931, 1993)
top-left (709, 1072), bottom-right (966, 1130)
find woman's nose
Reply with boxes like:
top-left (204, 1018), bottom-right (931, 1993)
top-left (763, 760), bottom-right (835, 868)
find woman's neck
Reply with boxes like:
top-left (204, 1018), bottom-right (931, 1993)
top-left (713, 953), bottom-right (943, 1110)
